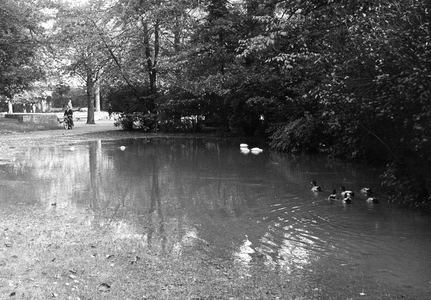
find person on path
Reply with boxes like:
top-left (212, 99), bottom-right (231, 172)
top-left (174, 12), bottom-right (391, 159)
top-left (64, 104), bottom-right (74, 128)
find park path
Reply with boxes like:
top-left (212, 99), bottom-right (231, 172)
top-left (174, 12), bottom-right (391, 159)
top-left (0, 119), bottom-right (121, 162)
top-left (4, 119), bottom-right (119, 141)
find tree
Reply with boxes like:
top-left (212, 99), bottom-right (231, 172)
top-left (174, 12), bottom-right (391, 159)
top-left (0, 0), bottom-right (46, 110)
top-left (54, 82), bottom-right (71, 108)
top-left (50, 0), bottom-right (111, 123)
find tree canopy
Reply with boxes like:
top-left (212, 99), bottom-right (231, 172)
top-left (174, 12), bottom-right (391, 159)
top-left (0, 0), bottom-right (46, 99)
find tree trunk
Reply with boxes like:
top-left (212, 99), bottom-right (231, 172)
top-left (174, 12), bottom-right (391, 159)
top-left (7, 101), bottom-right (13, 113)
top-left (143, 22), bottom-right (155, 95)
top-left (152, 19), bottom-right (159, 95)
top-left (86, 73), bottom-right (95, 124)
top-left (174, 15), bottom-right (181, 53)
top-left (95, 81), bottom-right (100, 112)
top-left (143, 19), bottom-right (159, 111)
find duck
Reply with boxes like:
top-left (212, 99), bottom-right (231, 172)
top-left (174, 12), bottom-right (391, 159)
top-left (342, 195), bottom-right (353, 204)
top-left (240, 143), bottom-right (249, 148)
top-left (328, 189), bottom-right (339, 200)
top-left (240, 147), bottom-right (250, 154)
top-left (340, 186), bottom-right (355, 198)
top-left (120, 146), bottom-right (126, 151)
top-left (311, 180), bottom-right (322, 192)
top-left (250, 147), bottom-right (263, 154)
top-left (366, 196), bottom-right (379, 204)
top-left (360, 187), bottom-right (372, 196)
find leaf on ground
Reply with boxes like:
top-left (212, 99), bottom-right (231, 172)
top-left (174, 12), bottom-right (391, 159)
top-left (98, 283), bottom-right (111, 292)
top-left (131, 256), bottom-right (141, 264)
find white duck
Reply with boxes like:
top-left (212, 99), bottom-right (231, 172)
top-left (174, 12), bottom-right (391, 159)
top-left (250, 147), bottom-right (263, 154)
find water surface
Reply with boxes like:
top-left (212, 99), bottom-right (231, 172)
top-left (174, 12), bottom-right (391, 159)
top-left (1, 137), bottom-right (430, 299)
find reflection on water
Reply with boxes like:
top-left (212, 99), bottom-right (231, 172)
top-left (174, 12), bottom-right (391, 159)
top-left (1, 138), bottom-right (430, 297)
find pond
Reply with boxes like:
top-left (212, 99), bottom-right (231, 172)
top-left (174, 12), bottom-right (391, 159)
top-left (1, 137), bottom-right (430, 299)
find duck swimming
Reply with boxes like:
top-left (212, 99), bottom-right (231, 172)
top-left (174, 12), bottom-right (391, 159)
top-left (250, 147), bottom-right (263, 154)
top-left (366, 196), bottom-right (379, 203)
top-left (342, 195), bottom-right (353, 204)
top-left (340, 186), bottom-right (355, 198)
top-left (360, 187), bottom-right (372, 196)
top-left (328, 189), bottom-right (339, 200)
top-left (311, 181), bottom-right (322, 192)
top-left (240, 147), bottom-right (250, 154)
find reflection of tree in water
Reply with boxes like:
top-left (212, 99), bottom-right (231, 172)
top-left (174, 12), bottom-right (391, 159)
top-left (146, 155), bottom-right (166, 252)
top-left (1, 144), bottom-right (94, 206)
top-left (89, 140), bottom-right (100, 212)
top-left (7, 140), bottom-right (312, 265)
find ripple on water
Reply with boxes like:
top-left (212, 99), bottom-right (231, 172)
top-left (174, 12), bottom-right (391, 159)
top-left (255, 193), bottom-right (431, 295)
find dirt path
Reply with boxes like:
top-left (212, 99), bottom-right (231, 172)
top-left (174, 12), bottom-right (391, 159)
top-left (0, 119), bottom-right (124, 162)
top-left (0, 117), bottom-right (226, 163)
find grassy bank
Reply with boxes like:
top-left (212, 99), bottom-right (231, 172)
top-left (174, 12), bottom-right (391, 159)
top-left (0, 117), bottom-right (60, 135)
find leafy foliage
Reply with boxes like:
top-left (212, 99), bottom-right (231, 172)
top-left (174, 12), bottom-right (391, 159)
top-left (0, 0), bottom-right (45, 99)
top-left (114, 112), bottom-right (158, 132)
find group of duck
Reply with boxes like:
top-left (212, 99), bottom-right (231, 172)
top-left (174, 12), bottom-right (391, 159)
top-left (311, 180), bottom-right (379, 204)
top-left (240, 143), bottom-right (264, 155)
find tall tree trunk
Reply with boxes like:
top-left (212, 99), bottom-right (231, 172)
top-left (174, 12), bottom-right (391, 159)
top-left (86, 73), bottom-right (95, 124)
top-left (174, 15), bottom-right (181, 53)
top-left (152, 19), bottom-right (159, 95)
top-left (143, 19), bottom-right (159, 111)
top-left (143, 21), bottom-right (157, 96)
top-left (95, 81), bottom-right (100, 112)
top-left (7, 101), bottom-right (13, 114)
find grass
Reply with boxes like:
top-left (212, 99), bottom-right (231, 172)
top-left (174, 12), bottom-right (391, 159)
top-left (0, 117), bottom-right (60, 135)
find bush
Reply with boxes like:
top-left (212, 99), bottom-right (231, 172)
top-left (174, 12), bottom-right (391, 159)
top-left (114, 112), bottom-right (158, 132)
top-left (105, 84), bottom-right (154, 114)
top-left (157, 99), bottom-right (208, 133)
top-left (382, 161), bottom-right (431, 210)
top-left (269, 113), bottom-right (323, 153)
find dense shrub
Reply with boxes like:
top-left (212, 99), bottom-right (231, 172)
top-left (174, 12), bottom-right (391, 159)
top-left (383, 161), bottom-right (431, 210)
top-left (157, 98), bottom-right (209, 133)
top-left (114, 112), bottom-right (157, 132)
top-left (269, 113), bottom-right (324, 153)
top-left (105, 84), bottom-right (154, 114)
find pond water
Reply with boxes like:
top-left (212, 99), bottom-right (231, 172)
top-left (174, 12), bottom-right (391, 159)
top-left (1, 137), bottom-right (430, 299)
